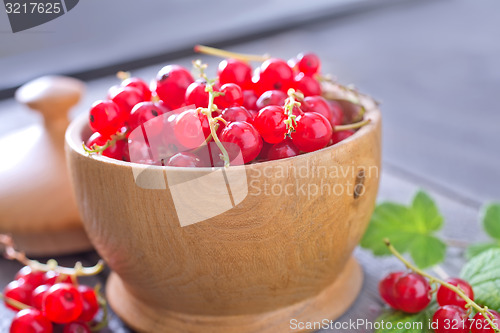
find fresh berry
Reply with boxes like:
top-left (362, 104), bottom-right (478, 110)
top-left (185, 79), bottom-right (209, 108)
top-left (32, 284), bottom-right (50, 311)
top-left (379, 272), bottom-right (404, 309)
top-left (102, 139), bottom-right (129, 161)
top-left (44, 271), bottom-right (74, 286)
top-left (88, 101), bottom-right (123, 136)
top-left (63, 322), bottom-right (91, 333)
top-left (268, 139), bottom-right (300, 161)
top-left (15, 266), bottom-right (46, 289)
top-left (253, 58), bottom-right (294, 95)
top-left (167, 152), bottom-right (202, 167)
top-left (174, 109), bottom-right (207, 149)
top-left (215, 83), bottom-right (243, 109)
top-left (392, 273), bottom-right (432, 313)
top-left (155, 65), bottom-right (194, 110)
top-left (471, 310), bottom-right (500, 333)
top-left (220, 121), bottom-right (263, 163)
top-left (77, 285), bottom-right (99, 322)
top-left (218, 59), bottom-right (253, 89)
top-left (3, 280), bottom-right (32, 311)
top-left (222, 106), bottom-right (253, 123)
top-left (121, 77), bottom-right (152, 101)
top-left (296, 52), bottom-right (321, 75)
top-left (331, 130), bottom-right (355, 145)
top-left (85, 132), bottom-right (109, 149)
top-left (256, 90), bottom-right (287, 110)
top-left (433, 305), bottom-right (470, 333)
top-left (43, 283), bottom-right (83, 324)
top-left (291, 113), bottom-right (332, 152)
top-left (328, 100), bottom-right (344, 125)
top-left (302, 95), bottom-right (341, 127)
top-left (253, 105), bottom-right (287, 144)
top-left (242, 90), bottom-right (258, 111)
top-left (109, 86), bottom-right (144, 120)
top-left (437, 278), bottom-right (474, 309)
top-left (129, 101), bottom-right (169, 132)
top-left (294, 73), bottom-right (321, 96)
top-left (10, 308), bottom-right (53, 333)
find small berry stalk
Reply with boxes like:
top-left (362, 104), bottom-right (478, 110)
top-left (283, 89), bottom-right (301, 136)
top-left (384, 239), bottom-right (500, 333)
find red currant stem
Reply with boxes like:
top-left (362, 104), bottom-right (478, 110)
top-left (194, 45), bottom-right (270, 62)
top-left (116, 71), bottom-right (131, 81)
top-left (213, 116), bottom-right (228, 126)
top-left (0, 234), bottom-right (105, 276)
top-left (334, 119), bottom-right (371, 132)
top-left (0, 292), bottom-right (31, 310)
top-left (283, 89), bottom-right (300, 136)
top-left (384, 239), bottom-right (500, 333)
top-left (90, 284), bottom-right (109, 332)
top-left (83, 131), bottom-right (127, 155)
top-left (193, 60), bottom-right (231, 167)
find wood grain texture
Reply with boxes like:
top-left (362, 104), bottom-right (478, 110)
top-left (0, 76), bottom-right (92, 256)
top-left (65, 95), bottom-right (381, 331)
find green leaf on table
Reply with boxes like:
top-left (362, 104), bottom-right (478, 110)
top-left (465, 242), bottom-right (500, 260)
top-left (361, 190), bottom-right (446, 269)
top-left (481, 203), bottom-right (500, 239)
top-left (374, 303), bottom-right (437, 333)
top-left (460, 248), bottom-right (500, 311)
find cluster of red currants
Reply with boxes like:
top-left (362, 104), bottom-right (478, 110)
top-left (3, 266), bottom-right (101, 333)
top-left (380, 272), bottom-right (500, 333)
top-left (86, 49), bottom-right (359, 167)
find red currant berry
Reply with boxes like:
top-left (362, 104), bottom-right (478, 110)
top-left (268, 139), bottom-right (300, 161)
top-left (155, 65), bottom-right (194, 110)
top-left (10, 308), bottom-right (53, 333)
top-left (174, 109), bottom-right (207, 149)
top-left (63, 322), bottom-right (91, 333)
top-left (43, 283), bottom-right (83, 324)
top-left (242, 90), bottom-right (258, 111)
top-left (128, 139), bottom-right (156, 165)
top-left (109, 86), bottom-right (144, 120)
top-left (253, 58), bottom-right (294, 95)
top-left (129, 101), bottom-right (169, 132)
top-left (433, 305), bottom-right (470, 333)
top-left (471, 310), bottom-right (500, 333)
top-left (291, 113), bottom-right (332, 152)
top-left (379, 271), bottom-right (404, 309)
top-left (256, 90), bottom-right (287, 110)
top-left (220, 121), bottom-right (263, 164)
top-left (330, 130), bottom-right (355, 145)
top-left (296, 52), bottom-right (321, 75)
top-left (392, 273), bottom-right (432, 313)
top-left (167, 152), bottom-right (202, 167)
top-left (85, 132), bottom-right (109, 149)
top-left (44, 271), bottom-right (74, 286)
top-left (103, 139), bottom-right (129, 161)
top-left (328, 100), bottom-right (344, 126)
top-left (185, 79), bottom-right (209, 108)
top-left (88, 100), bottom-right (123, 136)
top-left (222, 106), bottom-right (253, 123)
top-left (77, 285), bottom-right (99, 322)
top-left (217, 59), bottom-right (253, 90)
top-left (437, 278), bottom-right (474, 309)
top-left (294, 73), bottom-right (321, 96)
top-left (253, 105), bottom-right (287, 144)
top-left (3, 280), bottom-right (32, 311)
top-left (32, 284), bottom-right (50, 311)
top-left (302, 95), bottom-right (340, 127)
top-left (15, 266), bottom-right (46, 289)
top-left (215, 83), bottom-right (243, 109)
top-left (121, 77), bottom-right (152, 101)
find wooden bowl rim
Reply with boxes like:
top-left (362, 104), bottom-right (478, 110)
top-left (65, 97), bottom-right (381, 172)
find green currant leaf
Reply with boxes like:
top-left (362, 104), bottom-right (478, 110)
top-left (465, 242), bottom-right (500, 260)
top-left (461, 248), bottom-right (500, 311)
top-left (361, 190), bottom-right (446, 269)
top-left (481, 203), bottom-right (500, 240)
top-left (374, 303), bottom-right (437, 333)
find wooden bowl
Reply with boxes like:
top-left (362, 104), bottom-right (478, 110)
top-left (65, 94), bottom-right (381, 333)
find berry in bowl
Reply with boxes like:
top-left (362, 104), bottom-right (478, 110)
top-left (65, 46), bottom-right (381, 333)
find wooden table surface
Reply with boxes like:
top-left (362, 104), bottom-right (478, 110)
top-left (1, 0), bottom-right (499, 331)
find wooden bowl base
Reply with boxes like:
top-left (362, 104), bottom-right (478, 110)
top-left (106, 257), bottom-right (363, 333)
